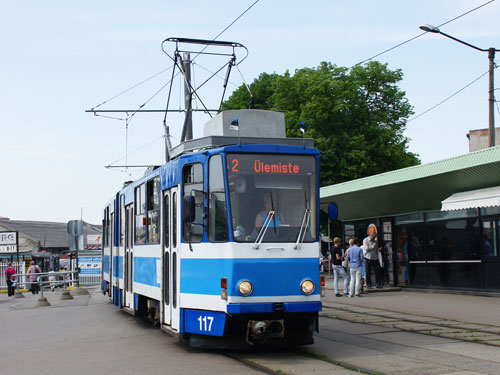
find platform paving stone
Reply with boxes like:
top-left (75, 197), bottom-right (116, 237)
top-left (422, 341), bottom-right (500, 363)
top-left (318, 317), bottom-right (500, 374)
top-left (241, 352), bottom-right (358, 375)
top-left (360, 331), bottom-right (457, 347)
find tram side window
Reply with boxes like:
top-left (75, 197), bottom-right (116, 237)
top-left (102, 207), bottom-right (110, 247)
top-left (209, 155), bottom-right (228, 242)
top-left (147, 177), bottom-right (161, 244)
top-left (183, 163), bottom-right (204, 243)
top-left (135, 184), bottom-right (146, 245)
top-left (120, 196), bottom-right (125, 247)
top-left (172, 192), bottom-right (177, 248)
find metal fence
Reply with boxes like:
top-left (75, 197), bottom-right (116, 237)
top-left (0, 262), bottom-right (26, 289)
top-left (71, 257), bottom-right (101, 287)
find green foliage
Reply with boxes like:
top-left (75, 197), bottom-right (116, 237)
top-left (222, 61), bottom-right (419, 187)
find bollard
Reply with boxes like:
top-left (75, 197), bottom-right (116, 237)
top-left (60, 278), bottom-right (73, 300)
top-left (60, 290), bottom-right (73, 300)
top-left (36, 297), bottom-right (51, 307)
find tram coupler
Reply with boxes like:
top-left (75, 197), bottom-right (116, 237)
top-left (245, 319), bottom-right (285, 345)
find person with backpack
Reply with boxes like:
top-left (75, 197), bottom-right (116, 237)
top-left (4, 262), bottom-right (16, 296)
top-left (27, 261), bottom-right (42, 295)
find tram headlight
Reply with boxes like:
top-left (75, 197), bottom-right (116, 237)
top-left (300, 280), bottom-right (315, 295)
top-left (237, 280), bottom-right (253, 296)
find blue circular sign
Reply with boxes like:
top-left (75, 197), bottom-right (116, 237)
top-left (328, 203), bottom-right (338, 220)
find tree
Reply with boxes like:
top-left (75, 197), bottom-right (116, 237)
top-left (222, 61), bottom-right (419, 187)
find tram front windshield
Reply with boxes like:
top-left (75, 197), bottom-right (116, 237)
top-left (226, 154), bottom-right (317, 243)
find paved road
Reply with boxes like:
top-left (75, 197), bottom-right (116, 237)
top-left (0, 291), bottom-right (261, 375)
top-left (0, 290), bottom-right (353, 375)
top-left (3, 288), bottom-right (500, 374)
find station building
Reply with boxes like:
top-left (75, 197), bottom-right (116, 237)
top-left (320, 145), bottom-right (500, 292)
top-left (0, 218), bottom-right (101, 271)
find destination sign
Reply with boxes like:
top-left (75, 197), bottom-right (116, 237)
top-left (227, 154), bottom-right (314, 176)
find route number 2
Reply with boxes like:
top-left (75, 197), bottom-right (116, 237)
top-left (197, 315), bottom-right (214, 332)
top-left (231, 159), bottom-right (239, 172)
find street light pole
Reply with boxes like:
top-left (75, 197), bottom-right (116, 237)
top-left (489, 48), bottom-right (496, 147)
top-left (420, 24), bottom-right (499, 147)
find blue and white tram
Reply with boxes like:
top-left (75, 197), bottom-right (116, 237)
top-left (101, 110), bottom-right (323, 347)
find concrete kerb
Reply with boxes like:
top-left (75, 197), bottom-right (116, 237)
top-left (70, 287), bottom-right (89, 296)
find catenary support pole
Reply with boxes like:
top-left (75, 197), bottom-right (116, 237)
top-left (489, 48), bottom-right (496, 147)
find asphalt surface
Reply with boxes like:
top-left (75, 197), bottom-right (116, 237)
top-left (2, 287), bottom-right (500, 374)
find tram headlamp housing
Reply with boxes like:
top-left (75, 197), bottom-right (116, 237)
top-left (301, 280), bottom-right (315, 295)
top-left (237, 280), bottom-right (253, 296)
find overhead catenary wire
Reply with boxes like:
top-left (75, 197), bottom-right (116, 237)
top-left (91, 0), bottom-right (259, 112)
top-left (407, 69), bottom-right (491, 123)
top-left (101, 0), bottom-right (260, 171)
top-left (91, 65), bottom-right (174, 110)
top-left (352, 0), bottom-right (495, 67)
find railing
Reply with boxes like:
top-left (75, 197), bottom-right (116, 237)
top-left (10, 270), bottom-right (79, 295)
top-left (0, 262), bottom-right (25, 289)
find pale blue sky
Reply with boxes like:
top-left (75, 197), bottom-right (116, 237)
top-left (1, 1), bottom-right (499, 223)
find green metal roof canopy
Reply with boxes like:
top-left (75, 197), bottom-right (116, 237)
top-left (320, 146), bottom-right (500, 221)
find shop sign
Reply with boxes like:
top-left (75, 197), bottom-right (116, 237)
top-left (87, 234), bottom-right (102, 246)
top-left (383, 222), bottom-right (392, 234)
top-left (0, 231), bottom-right (17, 253)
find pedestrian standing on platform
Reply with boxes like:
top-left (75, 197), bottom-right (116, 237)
top-left (4, 262), bottom-right (16, 297)
top-left (27, 261), bottom-right (41, 295)
top-left (347, 238), bottom-right (364, 297)
top-left (332, 237), bottom-right (350, 297)
top-left (48, 268), bottom-right (56, 292)
top-left (363, 231), bottom-right (383, 289)
top-left (342, 238), bottom-right (353, 273)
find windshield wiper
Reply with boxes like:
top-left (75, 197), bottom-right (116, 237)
top-left (270, 193), bottom-right (277, 235)
top-left (295, 190), bottom-right (311, 249)
top-left (253, 210), bottom-right (275, 250)
top-left (294, 209), bottom-right (311, 249)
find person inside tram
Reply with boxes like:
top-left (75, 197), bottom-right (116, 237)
top-left (254, 192), bottom-right (286, 229)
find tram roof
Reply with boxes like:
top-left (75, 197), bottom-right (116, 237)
top-left (320, 145), bottom-right (500, 221)
top-left (169, 136), bottom-right (315, 159)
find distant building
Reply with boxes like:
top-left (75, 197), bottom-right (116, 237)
top-left (320, 146), bottom-right (500, 292)
top-left (467, 128), bottom-right (500, 152)
top-left (0, 218), bottom-right (101, 265)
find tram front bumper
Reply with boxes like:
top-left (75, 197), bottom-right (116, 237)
top-left (226, 301), bottom-right (321, 314)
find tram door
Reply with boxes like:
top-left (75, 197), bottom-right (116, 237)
top-left (162, 188), bottom-right (179, 330)
top-left (123, 204), bottom-right (133, 308)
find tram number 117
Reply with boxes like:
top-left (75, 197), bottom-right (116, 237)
top-left (197, 315), bottom-right (214, 332)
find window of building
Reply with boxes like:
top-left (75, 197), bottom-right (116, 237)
top-left (395, 223), bottom-right (426, 286)
top-left (183, 163), bottom-right (204, 243)
top-left (147, 177), bottom-right (161, 244)
top-left (425, 208), bottom-right (478, 222)
top-left (425, 217), bottom-right (481, 288)
top-left (209, 155), bottom-right (228, 242)
top-left (394, 213), bottom-right (424, 225)
top-left (483, 219), bottom-right (499, 257)
top-left (135, 184), bottom-right (146, 245)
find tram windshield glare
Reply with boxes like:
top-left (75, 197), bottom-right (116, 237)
top-left (226, 154), bottom-right (317, 243)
